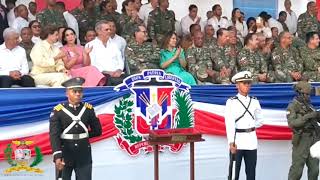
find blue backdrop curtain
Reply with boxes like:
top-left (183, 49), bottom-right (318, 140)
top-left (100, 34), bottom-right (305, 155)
top-left (1, 84), bottom-right (320, 127)
top-left (233, 0), bottom-right (278, 20)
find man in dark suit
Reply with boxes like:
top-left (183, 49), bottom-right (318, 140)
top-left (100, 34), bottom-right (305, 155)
top-left (0, 3), bottom-right (9, 44)
top-left (49, 77), bottom-right (102, 180)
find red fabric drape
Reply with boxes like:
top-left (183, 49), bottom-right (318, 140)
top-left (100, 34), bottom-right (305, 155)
top-left (0, 110), bottom-right (293, 160)
top-left (36, 0), bottom-right (81, 12)
top-left (317, 0), bottom-right (320, 20)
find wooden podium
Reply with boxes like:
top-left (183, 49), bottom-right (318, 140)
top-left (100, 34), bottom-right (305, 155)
top-left (148, 128), bottom-right (205, 180)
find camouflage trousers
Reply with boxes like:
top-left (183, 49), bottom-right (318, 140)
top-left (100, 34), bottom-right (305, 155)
top-left (211, 71), bottom-right (232, 84)
top-left (288, 133), bottom-right (319, 180)
top-left (268, 71), bottom-right (294, 83)
top-left (302, 71), bottom-right (320, 82)
top-left (251, 72), bottom-right (277, 83)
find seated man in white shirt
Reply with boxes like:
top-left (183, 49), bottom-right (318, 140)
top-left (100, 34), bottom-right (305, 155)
top-left (180, 4), bottom-right (204, 36)
top-left (0, 27), bottom-right (35, 88)
top-left (86, 20), bottom-right (125, 86)
top-left (11, 4), bottom-right (29, 33)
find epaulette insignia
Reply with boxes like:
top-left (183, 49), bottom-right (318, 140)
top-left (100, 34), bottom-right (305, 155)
top-left (250, 96), bottom-right (257, 100)
top-left (229, 96), bottom-right (238, 100)
top-left (85, 103), bottom-right (93, 109)
top-left (54, 104), bottom-right (64, 111)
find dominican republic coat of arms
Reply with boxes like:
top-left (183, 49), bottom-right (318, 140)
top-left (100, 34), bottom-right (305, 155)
top-left (113, 70), bottom-right (194, 156)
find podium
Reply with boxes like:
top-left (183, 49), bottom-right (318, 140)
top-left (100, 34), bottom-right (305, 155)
top-left (148, 128), bottom-right (205, 180)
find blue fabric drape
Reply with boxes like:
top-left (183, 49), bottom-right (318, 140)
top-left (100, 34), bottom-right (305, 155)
top-left (1, 84), bottom-right (320, 127)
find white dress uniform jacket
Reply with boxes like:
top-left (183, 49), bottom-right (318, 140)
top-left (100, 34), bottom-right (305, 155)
top-left (225, 93), bottom-right (263, 150)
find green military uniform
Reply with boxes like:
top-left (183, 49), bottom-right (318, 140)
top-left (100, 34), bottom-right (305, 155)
top-left (287, 81), bottom-right (320, 180)
top-left (119, 14), bottom-right (144, 40)
top-left (203, 37), bottom-right (217, 49)
top-left (71, 7), bottom-right (82, 18)
top-left (147, 7), bottom-right (175, 44)
top-left (210, 44), bottom-right (237, 84)
top-left (297, 12), bottom-right (320, 40)
top-left (19, 41), bottom-right (34, 71)
top-left (225, 41), bottom-right (243, 71)
top-left (237, 47), bottom-right (272, 83)
top-left (186, 46), bottom-right (213, 84)
top-left (271, 46), bottom-right (303, 82)
top-left (73, 10), bottom-right (98, 44)
top-left (125, 40), bottom-right (160, 75)
top-left (36, 9), bottom-right (67, 28)
top-left (19, 41), bottom-right (34, 63)
top-left (273, 36), bottom-right (306, 50)
top-left (96, 12), bottom-right (121, 34)
top-left (258, 49), bottom-right (273, 72)
top-left (300, 46), bottom-right (320, 81)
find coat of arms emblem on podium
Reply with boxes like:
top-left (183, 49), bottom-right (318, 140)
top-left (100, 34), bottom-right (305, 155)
top-left (3, 140), bottom-right (43, 174)
top-left (113, 69), bottom-right (194, 156)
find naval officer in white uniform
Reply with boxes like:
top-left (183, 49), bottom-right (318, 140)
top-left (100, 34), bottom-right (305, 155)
top-left (225, 71), bottom-right (264, 180)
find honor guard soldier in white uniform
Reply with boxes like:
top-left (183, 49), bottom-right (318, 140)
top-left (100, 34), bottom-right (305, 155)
top-left (225, 71), bottom-right (264, 180)
top-left (49, 77), bottom-right (102, 180)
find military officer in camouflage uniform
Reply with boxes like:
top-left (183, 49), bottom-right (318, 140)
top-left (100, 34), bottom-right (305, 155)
top-left (97, 0), bottom-right (121, 34)
top-left (186, 31), bottom-right (214, 84)
top-left (297, 1), bottom-right (320, 40)
top-left (271, 31), bottom-right (303, 82)
top-left (237, 33), bottom-right (271, 83)
top-left (256, 33), bottom-right (273, 71)
top-left (72, 0), bottom-right (98, 44)
top-left (119, 4), bottom-right (144, 41)
top-left (287, 81), bottom-right (320, 180)
top-left (50, 77), bottom-right (102, 180)
top-left (71, 0), bottom-right (84, 18)
top-left (147, 0), bottom-right (175, 45)
top-left (203, 24), bottom-right (217, 49)
top-left (37, 0), bottom-right (67, 28)
top-left (125, 25), bottom-right (160, 74)
top-left (301, 32), bottom-right (320, 82)
top-left (210, 28), bottom-right (236, 84)
top-left (225, 28), bottom-right (243, 72)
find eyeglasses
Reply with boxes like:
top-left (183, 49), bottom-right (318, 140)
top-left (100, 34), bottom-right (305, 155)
top-left (139, 30), bottom-right (147, 34)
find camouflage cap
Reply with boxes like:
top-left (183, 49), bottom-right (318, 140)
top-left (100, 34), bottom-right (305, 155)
top-left (293, 81), bottom-right (312, 94)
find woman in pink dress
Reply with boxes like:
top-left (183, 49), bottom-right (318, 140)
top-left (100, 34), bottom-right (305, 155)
top-left (61, 28), bottom-right (106, 86)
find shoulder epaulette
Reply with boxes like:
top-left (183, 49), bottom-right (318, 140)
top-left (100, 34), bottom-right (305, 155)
top-left (250, 96), bottom-right (257, 100)
top-left (54, 104), bottom-right (64, 111)
top-left (84, 102), bottom-right (93, 109)
top-left (229, 96), bottom-right (238, 100)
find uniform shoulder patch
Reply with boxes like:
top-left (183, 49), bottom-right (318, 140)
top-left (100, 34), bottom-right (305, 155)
top-left (229, 96), bottom-right (238, 100)
top-left (84, 102), bottom-right (93, 109)
top-left (250, 96), bottom-right (257, 100)
top-left (54, 104), bottom-right (64, 111)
